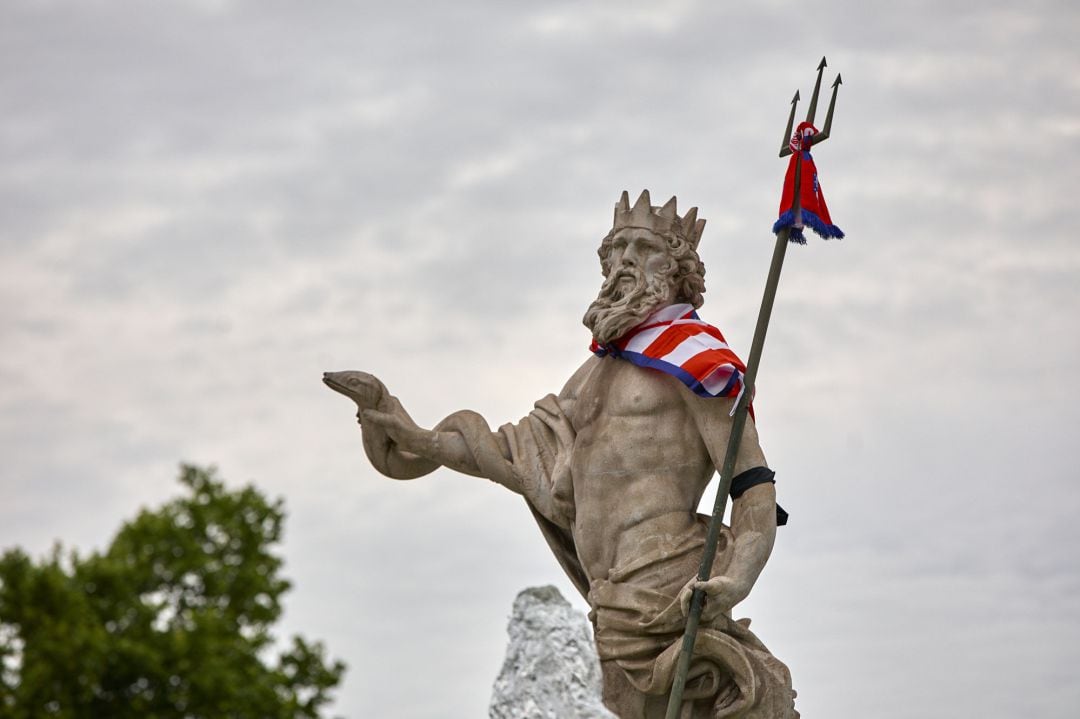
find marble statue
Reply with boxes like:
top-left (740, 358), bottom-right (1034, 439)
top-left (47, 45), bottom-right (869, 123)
top-left (324, 190), bottom-right (797, 718)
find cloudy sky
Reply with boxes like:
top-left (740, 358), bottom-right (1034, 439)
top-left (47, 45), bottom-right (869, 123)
top-left (2, 1), bottom-right (1078, 716)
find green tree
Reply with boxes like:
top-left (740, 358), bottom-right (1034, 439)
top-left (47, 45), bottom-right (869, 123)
top-left (0, 465), bottom-right (344, 718)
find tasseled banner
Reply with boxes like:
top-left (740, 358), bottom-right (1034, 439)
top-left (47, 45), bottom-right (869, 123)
top-left (774, 121), bottom-right (844, 242)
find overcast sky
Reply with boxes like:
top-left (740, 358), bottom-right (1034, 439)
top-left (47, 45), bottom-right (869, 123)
top-left (2, 1), bottom-right (1078, 717)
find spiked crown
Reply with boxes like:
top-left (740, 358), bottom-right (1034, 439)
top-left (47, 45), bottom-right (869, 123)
top-left (612, 190), bottom-right (706, 249)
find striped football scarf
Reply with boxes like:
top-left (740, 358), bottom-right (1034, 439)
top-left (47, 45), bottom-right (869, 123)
top-left (772, 121), bottom-right (844, 244)
top-left (589, 303), bottom-right (753, 417)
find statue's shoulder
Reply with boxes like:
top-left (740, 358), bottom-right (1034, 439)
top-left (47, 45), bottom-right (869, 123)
top-left (558, 355), bottom-right (602, 401)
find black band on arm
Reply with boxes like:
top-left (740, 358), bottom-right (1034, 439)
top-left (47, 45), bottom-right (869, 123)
top-left (729, 466), bottom-right (789, 527)
top-left (775, 504), bottom-right (789, 527)
top-left (729, 466), bottom-right (775, 499)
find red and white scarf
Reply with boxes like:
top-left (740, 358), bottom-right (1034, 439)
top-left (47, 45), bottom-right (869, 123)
top-left (590, 303), bottom-right (753, 416)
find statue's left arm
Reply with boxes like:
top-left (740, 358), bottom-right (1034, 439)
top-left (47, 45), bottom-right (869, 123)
top-left (360, 405), bottom-right (523, 490)
top-left (323, 370), bottom-right (521, 488)
top-left (363, 357), bottom-right (597, 488)
top-left (326, 358), bottom-right (596, 494)
top-left (680, 392), bottom-right (778, 615)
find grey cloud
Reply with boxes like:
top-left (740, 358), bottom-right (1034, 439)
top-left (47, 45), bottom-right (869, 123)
top-left (2, 1), bottom-right (1079, 717)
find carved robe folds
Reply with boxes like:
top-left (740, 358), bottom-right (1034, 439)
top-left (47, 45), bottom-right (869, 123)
top-left (437, 396), bottom-right (796, 718)
top-left (588, 517), bottom-right (796, 718)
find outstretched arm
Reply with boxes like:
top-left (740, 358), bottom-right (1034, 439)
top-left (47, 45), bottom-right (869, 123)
top-left (323, 371), bottom-right (441, 479)
top-left (360, 407), bottom-right (512, 480)
top-left (324, 358), bottom-right (596, 492)
top-left (324, 370), bottom-right (517, 485)
top-left (363, 357), bottom-right (598, 485)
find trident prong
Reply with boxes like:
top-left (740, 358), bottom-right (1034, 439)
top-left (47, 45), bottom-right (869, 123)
top-left (804, 56), bottom-right (827, 124)
top-left (816, 73), bottom-right (842, 143)
top-left (778, 90), bottom-right (800, 157)
top-left (779, 67), bottom-right (842, 157)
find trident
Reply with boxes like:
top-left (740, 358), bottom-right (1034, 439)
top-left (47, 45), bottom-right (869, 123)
top-left (665, 57), bottom-right (842, 718)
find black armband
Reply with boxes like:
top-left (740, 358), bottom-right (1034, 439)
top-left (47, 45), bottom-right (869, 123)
top-left (729, 466), bottom-right (775, 498)
top-left (729, 466), bottom-right (789, 527)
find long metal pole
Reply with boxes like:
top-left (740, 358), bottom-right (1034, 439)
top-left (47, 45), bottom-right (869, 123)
top-left (664, 154), bottom-right (802, 718)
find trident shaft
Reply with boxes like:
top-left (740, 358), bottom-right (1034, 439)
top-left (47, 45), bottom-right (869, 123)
top-left (664, 58), bottom-right (841, 719)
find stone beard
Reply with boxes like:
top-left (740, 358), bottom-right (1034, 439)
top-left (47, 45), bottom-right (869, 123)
top-left (584, 227), bottom-right (707, 346)
top-left (324, 190), bottom-right (797, 719)
top-left (583, 247), bottom-right (674, 345)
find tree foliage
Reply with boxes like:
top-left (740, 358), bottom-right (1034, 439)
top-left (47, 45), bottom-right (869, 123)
top-left (0, 465), bottom-right (344, 718)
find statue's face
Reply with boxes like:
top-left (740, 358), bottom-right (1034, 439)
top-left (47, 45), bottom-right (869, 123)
top-left (608, 228), bottom-right (676, 304)
top-left (584, 226), bottom-right (683, 343)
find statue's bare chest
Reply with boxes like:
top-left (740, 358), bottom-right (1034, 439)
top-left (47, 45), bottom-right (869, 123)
top-left (572, 357), bottom-right (682, 432)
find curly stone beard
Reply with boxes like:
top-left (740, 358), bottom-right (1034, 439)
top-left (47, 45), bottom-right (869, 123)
top-left (583, 264), bottom-right (677, 345)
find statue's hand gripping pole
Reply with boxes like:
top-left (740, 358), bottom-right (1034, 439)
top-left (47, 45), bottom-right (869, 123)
top-left (665, 58), bottom-right (842, 719)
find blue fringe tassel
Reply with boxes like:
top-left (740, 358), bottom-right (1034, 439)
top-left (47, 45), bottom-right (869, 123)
top-left (771, 209), bottom-right (795, 234)
top-left (772, 208), bottom-right (844, 242)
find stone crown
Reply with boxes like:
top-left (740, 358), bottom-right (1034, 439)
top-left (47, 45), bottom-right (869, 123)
top-left (612, 190), bottom-right (706, 250)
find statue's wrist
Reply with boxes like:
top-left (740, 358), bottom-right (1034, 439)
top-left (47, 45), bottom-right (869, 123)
top-left (716, 564), bottom-right (755, 597)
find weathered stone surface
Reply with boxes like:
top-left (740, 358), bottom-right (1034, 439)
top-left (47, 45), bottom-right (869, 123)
top-left (489, 586), bottom-right (615, 719)
top-left (325, 190), bottom-right (797, 717)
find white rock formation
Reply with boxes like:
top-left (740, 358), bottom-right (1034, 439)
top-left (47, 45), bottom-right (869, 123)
top-left (489, 585), bottom-right (615, 719)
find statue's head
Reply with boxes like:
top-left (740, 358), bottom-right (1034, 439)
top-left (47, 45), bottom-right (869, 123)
top-left (583, 190), bottom-right (707, 344)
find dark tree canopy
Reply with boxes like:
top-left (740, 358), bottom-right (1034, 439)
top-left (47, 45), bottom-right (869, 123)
top-left (0, 465), bottom-right (344, 719)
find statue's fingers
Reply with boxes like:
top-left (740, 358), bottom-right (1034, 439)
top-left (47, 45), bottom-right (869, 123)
top-left (678, 577), bottom-right (699, 616)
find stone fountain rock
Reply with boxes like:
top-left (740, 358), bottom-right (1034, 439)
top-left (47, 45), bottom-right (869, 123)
top-left (489, 586), bottom-right (615, 719)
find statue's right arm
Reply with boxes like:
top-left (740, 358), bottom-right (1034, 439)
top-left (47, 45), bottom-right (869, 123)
top-left (677, 390), bottom-right (776, 615)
